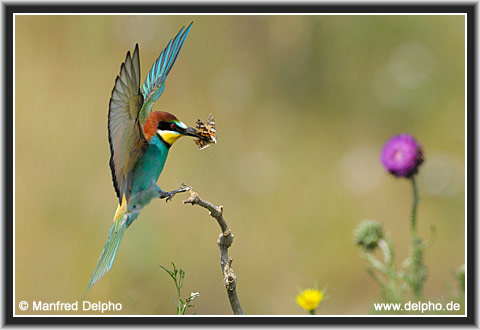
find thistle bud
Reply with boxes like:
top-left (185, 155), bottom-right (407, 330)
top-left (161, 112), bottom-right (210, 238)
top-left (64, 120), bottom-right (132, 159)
top-left (354, 220), bottom-right (384, 251)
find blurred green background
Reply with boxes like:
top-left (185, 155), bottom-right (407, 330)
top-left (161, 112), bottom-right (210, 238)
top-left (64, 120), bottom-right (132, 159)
top-left (15, 15), bottom-right (465, 315)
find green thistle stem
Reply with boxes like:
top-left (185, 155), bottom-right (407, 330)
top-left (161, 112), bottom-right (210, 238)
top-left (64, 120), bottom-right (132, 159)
top-left (410, 176), bottom-right (426, 299)
top-left (411, 176), bottom-right (419, 237)
top-left (309, 309), bottom-right (316, 315)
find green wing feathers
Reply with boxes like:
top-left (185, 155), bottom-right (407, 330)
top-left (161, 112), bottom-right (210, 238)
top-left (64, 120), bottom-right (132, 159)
top-left (139, 22), bottom-right (193, 124)
top-left (108, 44), bottom-right (147, 204)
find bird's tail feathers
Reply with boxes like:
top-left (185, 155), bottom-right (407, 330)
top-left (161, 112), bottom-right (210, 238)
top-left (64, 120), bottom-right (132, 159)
top-left (86, 200), bottom-right (129, 293)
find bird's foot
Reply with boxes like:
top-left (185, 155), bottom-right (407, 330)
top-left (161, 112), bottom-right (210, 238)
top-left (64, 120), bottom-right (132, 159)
top-left (162, 183), bottom-right (192, 202)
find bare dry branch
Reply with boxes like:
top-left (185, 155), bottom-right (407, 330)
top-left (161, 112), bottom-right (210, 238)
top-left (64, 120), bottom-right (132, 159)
top-left (183, 190), bottom-right (244, 315)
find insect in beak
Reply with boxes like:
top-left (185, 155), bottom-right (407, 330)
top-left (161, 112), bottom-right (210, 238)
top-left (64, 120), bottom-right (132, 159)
top-left (184, 126), bottom-right (208, 140)
top-left (194, 114), bottom-right (217, 150)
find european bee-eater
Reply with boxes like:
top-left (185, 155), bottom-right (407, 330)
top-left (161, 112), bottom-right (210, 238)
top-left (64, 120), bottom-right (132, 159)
top-left (87, 22), bottom-right (206, 291)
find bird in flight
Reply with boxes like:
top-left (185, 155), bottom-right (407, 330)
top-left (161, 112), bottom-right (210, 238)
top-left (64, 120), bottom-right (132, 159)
top-left (87, 22), bottom-right (207, 291)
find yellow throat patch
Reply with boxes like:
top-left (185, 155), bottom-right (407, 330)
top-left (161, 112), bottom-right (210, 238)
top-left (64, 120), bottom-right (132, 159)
top-left (158, 130), bottom-right (182, 146)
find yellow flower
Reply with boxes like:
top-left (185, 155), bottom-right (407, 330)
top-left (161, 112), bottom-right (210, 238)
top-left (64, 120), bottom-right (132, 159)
top-left (296, 288), bottom-right (323, 313)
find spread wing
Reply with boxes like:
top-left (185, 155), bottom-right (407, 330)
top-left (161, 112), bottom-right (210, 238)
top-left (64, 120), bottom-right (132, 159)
top-left (138, 22), bottom-right (193, 125)
top-left (108, 44), bottom-right (147, 204)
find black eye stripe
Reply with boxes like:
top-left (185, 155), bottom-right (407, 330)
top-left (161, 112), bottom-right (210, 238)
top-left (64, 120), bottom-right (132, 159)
top-left (157, 121), bottom-right (175, 130)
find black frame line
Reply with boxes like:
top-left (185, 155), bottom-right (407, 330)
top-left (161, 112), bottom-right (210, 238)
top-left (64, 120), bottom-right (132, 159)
top-left (4, 3), bottom-right (475, 326)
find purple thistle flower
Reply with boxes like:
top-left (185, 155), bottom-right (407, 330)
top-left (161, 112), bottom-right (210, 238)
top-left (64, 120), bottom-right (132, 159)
top-left (380, 134), bottom-right (424, 178)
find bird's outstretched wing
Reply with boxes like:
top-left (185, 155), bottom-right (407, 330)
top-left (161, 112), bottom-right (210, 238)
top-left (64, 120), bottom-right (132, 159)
top-left (138, 22), bottom-right (193, 125)
top-left (108, 44), bottom-right (147, 204)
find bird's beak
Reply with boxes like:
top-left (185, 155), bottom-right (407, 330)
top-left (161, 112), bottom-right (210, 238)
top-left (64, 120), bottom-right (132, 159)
top-left (183, 126), bottom-right (208, 141)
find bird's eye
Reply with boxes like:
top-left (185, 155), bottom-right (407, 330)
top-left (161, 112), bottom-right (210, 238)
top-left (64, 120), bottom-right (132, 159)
top-left (170, 123), bottom-right (176, 129)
